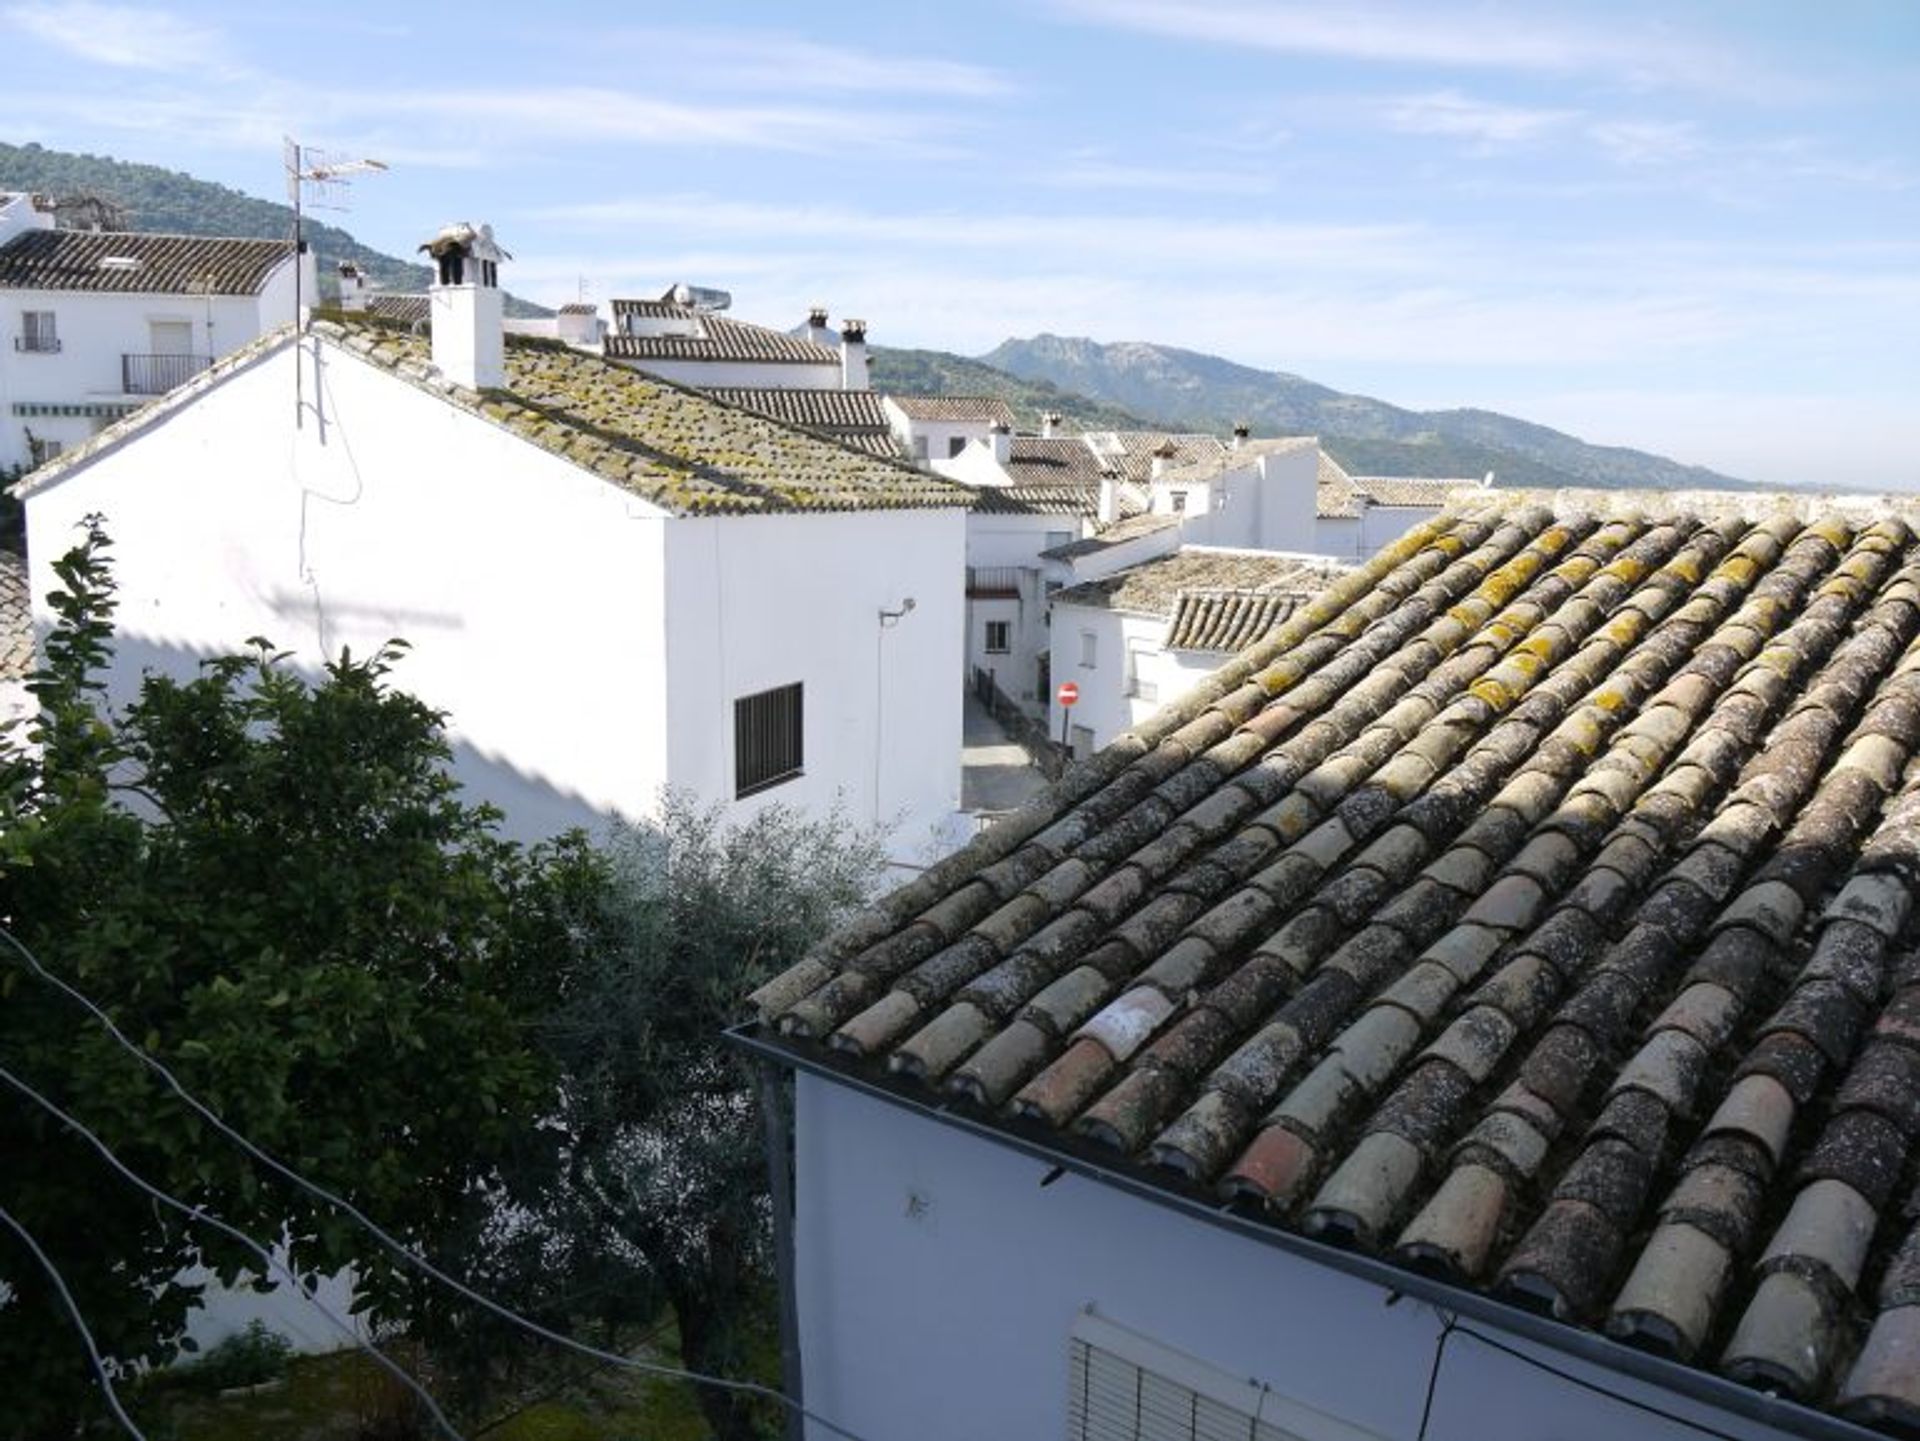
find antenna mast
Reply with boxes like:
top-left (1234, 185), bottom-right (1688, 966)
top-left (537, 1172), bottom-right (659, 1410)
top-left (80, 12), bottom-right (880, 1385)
top-left (284, 137), bottom-right (387, 426)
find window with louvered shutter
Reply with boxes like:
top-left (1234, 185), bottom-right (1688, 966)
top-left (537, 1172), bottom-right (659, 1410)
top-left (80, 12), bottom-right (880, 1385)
top-left (734, 682), bottom-right (803, 798)
top-left (1066, 1314), bottom-right (1384, 1441)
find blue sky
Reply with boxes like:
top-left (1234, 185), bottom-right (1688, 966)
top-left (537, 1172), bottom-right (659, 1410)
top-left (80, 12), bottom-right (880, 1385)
top-left (3, 1), bottom-right (1916, 488)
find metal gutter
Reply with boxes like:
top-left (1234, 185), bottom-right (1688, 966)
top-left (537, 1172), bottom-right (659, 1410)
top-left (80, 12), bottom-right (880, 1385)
top-left (726, 1020), bottom-right (1893, 1441)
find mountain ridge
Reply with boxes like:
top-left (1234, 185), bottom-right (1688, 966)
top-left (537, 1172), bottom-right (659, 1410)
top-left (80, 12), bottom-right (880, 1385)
top-left (983, 332), bottom-right (1764, 492)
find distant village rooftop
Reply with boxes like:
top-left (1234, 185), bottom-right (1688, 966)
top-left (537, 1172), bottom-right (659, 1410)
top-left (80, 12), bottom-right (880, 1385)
top-left (0, 228), bottom-right (293, 295)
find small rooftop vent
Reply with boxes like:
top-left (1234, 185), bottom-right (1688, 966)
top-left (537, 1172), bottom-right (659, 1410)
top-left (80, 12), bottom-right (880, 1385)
top-left (97, 255), bottom-right (143, 272)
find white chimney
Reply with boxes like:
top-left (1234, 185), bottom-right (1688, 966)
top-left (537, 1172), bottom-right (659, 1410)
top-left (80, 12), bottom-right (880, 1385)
top-left (1232, 422), bottom-right (1250, 449)
top-left (1097, 475), bottom-right (1121, 525)
top-left (989, 420), bottom-right (1011, 465)
top-left (1041, 411), bottom-right (1062, 438)
top-left (840, 318), bottom-right (869, 390)
top-left (336, 261), bottom-right (370, 313)
top-left (556, 302), bottom-right (600, 347)
top-left (804, 305), bottom-right (834, 346)
top-left (1150, 439), bottom-right (1177, 480)
top-left (421, 222), bottom-right (507, 390)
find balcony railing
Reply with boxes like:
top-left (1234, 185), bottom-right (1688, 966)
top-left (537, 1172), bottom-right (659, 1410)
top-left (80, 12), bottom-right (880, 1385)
top-left (122, 352), bottom-right (212, 395)
top-left (13, 334), bottom-right (61, 352)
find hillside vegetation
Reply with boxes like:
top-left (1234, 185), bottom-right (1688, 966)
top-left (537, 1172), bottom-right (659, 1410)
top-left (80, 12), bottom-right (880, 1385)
top-left (870, 347), bottom-right (1162, 432)
top-left (984, 333), bottom-right (1764, 491)
top-left (0, 141), bottom-right (550, 316)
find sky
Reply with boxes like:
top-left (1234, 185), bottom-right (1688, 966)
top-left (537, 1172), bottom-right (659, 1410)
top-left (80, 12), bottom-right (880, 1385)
top-left (2, 1), bottom-right (1916, 488)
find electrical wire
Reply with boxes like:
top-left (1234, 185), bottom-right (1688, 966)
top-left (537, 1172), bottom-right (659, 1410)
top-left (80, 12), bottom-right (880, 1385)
top-left (0, 1059), bottom-right (467, 1441)
top-left (0, 924), bottom-right (875, 1441)
top-left (0, 1196), bottom-right (152, 1441)
top-left (1415, 1305), bottom-right (1748, 1441)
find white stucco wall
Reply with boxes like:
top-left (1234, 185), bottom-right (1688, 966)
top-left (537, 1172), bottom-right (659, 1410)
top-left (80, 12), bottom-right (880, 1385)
top-left (2, 269), bottom-right (297, 471)
top-left (1045, 604), bottom-right (1226, 750)
top-left (609, 355), bottom-right (843, 390)
top-left (25, 335), bottom-right (672, 840)
top-left (661, 507), bottom-right (968, 865)
top-left (964, 511), bottom-right (1082, 709)
top-left (1362, 503), bottom-right (1446, 556)
top-left (793, 1075), bottom-right (1804, 1441)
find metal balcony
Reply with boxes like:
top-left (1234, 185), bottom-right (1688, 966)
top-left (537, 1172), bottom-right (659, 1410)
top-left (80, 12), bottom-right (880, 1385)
top-left (121, 352), bottom-right (212, 395)
top-left (13, 334), bottom-right (60, 352)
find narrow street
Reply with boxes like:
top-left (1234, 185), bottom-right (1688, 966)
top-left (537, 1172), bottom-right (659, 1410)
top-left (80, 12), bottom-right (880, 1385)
top-left (960, 689), bottom-right (1048, 817)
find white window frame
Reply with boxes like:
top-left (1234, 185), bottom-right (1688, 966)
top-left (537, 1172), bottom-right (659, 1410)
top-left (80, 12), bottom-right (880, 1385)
top-left (984, 620), bottom-right (1011, 654)
top-left (1068, 1311), bottom-right (1386, 1441)
top-left (1080, 630), bottom-right (1097, 669)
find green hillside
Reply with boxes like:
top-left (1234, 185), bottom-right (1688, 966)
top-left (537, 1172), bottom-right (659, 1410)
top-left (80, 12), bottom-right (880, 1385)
top-left (0, 141), bottom-right (551, 317)
top-left (871, 347), bottom-right (1165, 432)
top-left (985, 334), bottom-right (1766, 492)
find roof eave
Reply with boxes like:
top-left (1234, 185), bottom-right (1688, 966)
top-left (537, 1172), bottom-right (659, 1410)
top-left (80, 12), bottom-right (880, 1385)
top-left (728, 1020), bottom-right (1892, 1441)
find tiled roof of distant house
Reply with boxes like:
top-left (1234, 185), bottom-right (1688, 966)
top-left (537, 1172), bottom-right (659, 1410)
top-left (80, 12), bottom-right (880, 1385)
top-left (889, 395), bottom-right (1017, 425)
top-left (1039, 511), bottom-right (1176, 560)
top-left (751, 489), bottom-right (1920, 1434)
top-left (970, 485), bottom-right (1104, 517)
top-left (603, 300), bottom-right (838, 365)
top-left (1004, 436), bottom-right (1114, 489)
top-left (1047, 547), bottom-right (1350, 655)
top-left (703, 388), bottom-right (904, 459)
top-left (0, 230), bottom-right (292, 295)
top-left (0, 550), bottom-right (31, 683)
top-left (1160, 437), bottom-right (1320, 487)
top-left (21, 316), bottom-right (971, 518)
top-left (1085, 431), bottom-right (1230, 484)
top-left (1357, 476), bottom-right (1491, 507)
top-left (365, 293), bottom-right (430, 326)
top-left (1053, 547), bottom-right (1345, 620)
top-left (1318, 452), bottom-right (1364, 519)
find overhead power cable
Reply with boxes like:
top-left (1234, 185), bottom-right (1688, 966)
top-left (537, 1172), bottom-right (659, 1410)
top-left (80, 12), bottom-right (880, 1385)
top-left (0, 1196), bottom-right (152, 1441)
top-left (0, 924), bottom-right (874, 1441)
top-left (0, 1059), bottom-right (467, 1441)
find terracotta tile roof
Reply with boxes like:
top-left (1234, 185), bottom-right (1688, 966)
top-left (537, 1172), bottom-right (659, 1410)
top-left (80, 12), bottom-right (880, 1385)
top-left (1318, 452), bottom-right (1363, 520)
top-left (889, 395), bottom-right (1017, 425)
top-left (701, 388), bottom-right (904, 459)
top-left (1355, 475), bottom-right (1491, 507)
top-left (23, 317), bottom-right (970, 518)
top-left (751, 490), bottom-right (1920, 1431)
top-left (364, 293), bottom-right (430, 326)
top-left (1085, 431), bottom-right (1230, 484)
top-left (0, 230), bottom-right (292, 295)
top-left (1040, 512), bottom-right (1176, 560)
top-left (1160, 437), bottom-right (1319, 486)
top-left (1053, 548), bottom-right (1345, 621)
top-left (603, 307), bottom-right (837, 366)
top-left (0, 550), bottom-right (30, 683)
top-left (1004, 436), bottom-right (1113, 489)
top-left (970, 484), bottom-right (1104, 517)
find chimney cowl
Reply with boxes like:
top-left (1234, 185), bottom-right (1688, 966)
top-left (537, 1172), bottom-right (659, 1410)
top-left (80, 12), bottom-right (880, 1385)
top-left (841, 318), bottom-right (868, 341)
top-left (1040, 410), bottom-right (1062, 438)
top-left (807, 305), bottom-right (829, 328)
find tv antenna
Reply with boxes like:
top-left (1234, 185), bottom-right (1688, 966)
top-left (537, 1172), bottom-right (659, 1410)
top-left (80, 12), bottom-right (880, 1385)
top-left (283, 137), bottom-right (387, 425)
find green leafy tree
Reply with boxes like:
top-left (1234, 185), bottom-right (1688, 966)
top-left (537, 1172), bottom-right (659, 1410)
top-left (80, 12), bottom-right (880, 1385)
top-left (0, 520), bottom-right (593, 1435)
top-left (442, 796), bottom-right (887, 1441)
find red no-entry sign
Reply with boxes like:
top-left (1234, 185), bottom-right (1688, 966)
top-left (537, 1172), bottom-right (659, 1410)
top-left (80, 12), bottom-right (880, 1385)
top-left (1057, 681), bottom-right (1080, 707)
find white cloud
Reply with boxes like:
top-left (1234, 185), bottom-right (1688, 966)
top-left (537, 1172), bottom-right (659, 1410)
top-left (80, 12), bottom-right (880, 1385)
top-left (605, 27), bottom-right (1011, 98)
top-left (1049, 0), bottom-right (1784, 93)
top-left (1587, 119), bottom-right (1701, 166)
top-left (1045, 160), bottom-right (1273, 195)
top-left (4, 1), bottom-right (230, 71)
top-left (1380, 91), bottom-right (1578, 149)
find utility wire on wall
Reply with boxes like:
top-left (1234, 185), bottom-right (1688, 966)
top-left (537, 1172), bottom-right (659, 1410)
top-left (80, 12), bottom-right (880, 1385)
top-left (0, 924), bottom-right (877, 1441)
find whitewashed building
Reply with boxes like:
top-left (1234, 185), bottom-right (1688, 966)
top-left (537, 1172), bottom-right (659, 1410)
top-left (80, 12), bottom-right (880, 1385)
top-left (746, 490), bottom-right (1920, 1441)
top-left (1049, 546), bottom-right (1348, 754)
top-left (0, 191), bottom-right (305, 473)
top-left (19, 228), bottom-right (971, 860)
top-left (604, 290), bottom-right (866, 391)
top-left (1316, 452), bottom-right (1492, 560)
